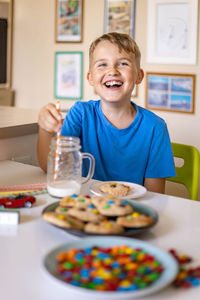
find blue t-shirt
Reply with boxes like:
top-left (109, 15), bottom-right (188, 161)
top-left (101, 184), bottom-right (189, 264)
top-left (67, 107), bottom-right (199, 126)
top-left (61, 100), bottom-right (175, 185)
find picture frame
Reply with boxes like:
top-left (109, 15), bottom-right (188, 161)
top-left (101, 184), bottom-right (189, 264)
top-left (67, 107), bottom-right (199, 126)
top-left (147, 0), bottom-right (198, 64)
top-left (145, 72), bottom-right (195, 114)
top-left (104, 0), bottom-right (136, 38)
top-left (55, 0), bottom-right (83, 43)
top-left (54, 52), bottom-right (83, 100)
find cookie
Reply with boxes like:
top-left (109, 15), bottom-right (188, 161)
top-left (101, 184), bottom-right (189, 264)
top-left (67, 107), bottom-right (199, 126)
top-left (60, 194), bottom-right (92, 208)
top-left (55, 205), bottom-right (70, 215)
top-left (67, 204), bottom-right (104, 222)
top-left (99, 182), bottom-right (130, 196)
top-left (117, 212), bottom-right (154, 228)
top-left (42, 211), bottom-right (84, 230)
top-left (91, 195), bottom-right (116, 206)
top-left (84, 220), bottom-right (124, 234)
top-left (92, 196), bottom-right (133, 216)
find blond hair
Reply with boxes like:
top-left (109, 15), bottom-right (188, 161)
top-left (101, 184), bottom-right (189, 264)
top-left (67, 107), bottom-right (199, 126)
top-left (89, 32), bottom-right (141, 70)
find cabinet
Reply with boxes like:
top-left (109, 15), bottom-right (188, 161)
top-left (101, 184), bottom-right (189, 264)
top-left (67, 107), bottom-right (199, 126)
top-left (0, 106), bottom-right (39, 165)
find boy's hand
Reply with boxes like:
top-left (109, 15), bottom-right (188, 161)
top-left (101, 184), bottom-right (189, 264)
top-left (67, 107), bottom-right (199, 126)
top-left (38, 103), bottom-right (62, 133)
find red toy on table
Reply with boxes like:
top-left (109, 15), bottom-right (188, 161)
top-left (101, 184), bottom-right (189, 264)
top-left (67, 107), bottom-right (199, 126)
top-left (0, 195), bottom-right (36, 209)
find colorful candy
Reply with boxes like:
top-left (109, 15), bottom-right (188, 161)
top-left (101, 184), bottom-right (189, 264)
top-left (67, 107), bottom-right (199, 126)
top-left (56, 245), bottom-right (163, 291)
top-left (169, 249), bottom-right (200, 288)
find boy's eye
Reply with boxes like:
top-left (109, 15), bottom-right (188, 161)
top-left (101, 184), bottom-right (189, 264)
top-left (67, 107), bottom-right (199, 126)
top-left (98, 63), bottom-right (106, 67)
top-left (120, 61), bottom-right (129, 66)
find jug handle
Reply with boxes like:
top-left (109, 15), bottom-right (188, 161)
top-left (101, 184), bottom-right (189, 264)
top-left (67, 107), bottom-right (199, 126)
top-left (81, 153), bottom-right (95, 184)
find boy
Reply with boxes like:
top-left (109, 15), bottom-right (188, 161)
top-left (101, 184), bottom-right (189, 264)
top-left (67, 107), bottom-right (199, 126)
top-left (37, 32), bottom-right (175, 193)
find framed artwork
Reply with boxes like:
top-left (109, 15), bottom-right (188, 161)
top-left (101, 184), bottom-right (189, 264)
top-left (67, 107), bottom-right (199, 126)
top-left (104, 0), bottom-right (136, 38)
top-left (145, 72), bottom-right (195, 114)
top-left (147, 0), bottom-right (198, 64)
top-left (54, 52), bottom-right (83, 100)
top-left (55, 0), bottom-right (83, 42)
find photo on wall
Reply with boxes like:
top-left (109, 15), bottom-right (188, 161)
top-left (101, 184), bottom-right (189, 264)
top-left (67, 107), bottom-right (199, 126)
top-left (145, 72), bottom-right (195, 114)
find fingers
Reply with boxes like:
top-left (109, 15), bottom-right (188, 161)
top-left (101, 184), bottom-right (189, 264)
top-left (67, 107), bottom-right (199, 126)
top-left (38, 103), bottom-right (62, 133)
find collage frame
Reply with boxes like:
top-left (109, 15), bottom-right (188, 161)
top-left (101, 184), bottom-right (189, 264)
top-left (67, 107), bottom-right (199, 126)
top-left (145, 72), bottom-right (195, 114)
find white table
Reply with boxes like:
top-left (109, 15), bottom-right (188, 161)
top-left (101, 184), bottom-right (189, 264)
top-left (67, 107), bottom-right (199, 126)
top-left (0, 160), bottom-right (200, 299)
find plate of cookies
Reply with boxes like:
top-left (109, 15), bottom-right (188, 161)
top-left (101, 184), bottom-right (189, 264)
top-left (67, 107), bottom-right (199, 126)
top-left (90, 181), bottom-right (147, 199)
top-left (42, 194), bottom-right (158, 237)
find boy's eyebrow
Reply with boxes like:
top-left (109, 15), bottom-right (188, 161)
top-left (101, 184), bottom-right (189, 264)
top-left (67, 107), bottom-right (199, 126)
top-left (93, 59), bottom-right (106, 64)
top-left (93, 57), bottom-right (133, 64)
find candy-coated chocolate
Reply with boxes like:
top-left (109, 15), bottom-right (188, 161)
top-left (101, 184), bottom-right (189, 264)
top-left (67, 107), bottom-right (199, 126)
top-left (169, 249), bottom-right (200, 289)
top-left (56, 245), bottom-right (164, 291)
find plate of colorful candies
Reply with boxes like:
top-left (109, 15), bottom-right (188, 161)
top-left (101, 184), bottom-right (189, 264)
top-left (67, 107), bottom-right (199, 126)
top-left (43, 236), bottom-right (178, 300)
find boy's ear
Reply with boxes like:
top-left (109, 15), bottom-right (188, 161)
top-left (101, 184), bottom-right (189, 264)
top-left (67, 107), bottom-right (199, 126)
top-left (136, 69), bottom-right (144, 84)
top-left (87, 71), bottom-right (94, 86)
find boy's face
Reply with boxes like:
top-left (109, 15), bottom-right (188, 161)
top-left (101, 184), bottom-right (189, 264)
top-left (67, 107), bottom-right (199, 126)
top-left (87, 41), bottom-right (144, 104)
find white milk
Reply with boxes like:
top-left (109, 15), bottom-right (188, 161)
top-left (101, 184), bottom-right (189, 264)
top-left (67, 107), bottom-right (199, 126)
top-left (47, 180), bottom-right (81, 198)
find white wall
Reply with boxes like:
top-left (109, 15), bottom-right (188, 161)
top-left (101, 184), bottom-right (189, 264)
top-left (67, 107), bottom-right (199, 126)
top-left (11, 0), bottom-right (200, 199)
top-left (12, 0), bottom-right (103, 110)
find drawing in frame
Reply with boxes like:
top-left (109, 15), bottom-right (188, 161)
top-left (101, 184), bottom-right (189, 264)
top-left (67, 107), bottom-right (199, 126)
top-left (145, 72), bottom-right (195, 114)
top-left (55, 0), bottom-right (83, 43)
top-left (104, 0), bottom-right (136, 38)
top-left (147, 0), bottom-right (198, 64)
top-left (54, 51), bottom-right (83, 100)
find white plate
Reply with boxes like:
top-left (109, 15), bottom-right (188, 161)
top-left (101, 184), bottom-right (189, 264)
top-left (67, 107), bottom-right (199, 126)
top-left (43, 236), bottom-right (178, 300)
top-left (90, 181), bottom-right (147, 199)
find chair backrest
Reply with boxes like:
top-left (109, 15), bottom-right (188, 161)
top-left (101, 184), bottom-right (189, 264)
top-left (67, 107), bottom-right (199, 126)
top-left (167, 143), bottom-right (200, 200)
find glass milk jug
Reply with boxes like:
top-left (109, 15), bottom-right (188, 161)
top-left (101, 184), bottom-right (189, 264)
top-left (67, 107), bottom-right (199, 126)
top-left (47, 136), bottom-right (95, 197)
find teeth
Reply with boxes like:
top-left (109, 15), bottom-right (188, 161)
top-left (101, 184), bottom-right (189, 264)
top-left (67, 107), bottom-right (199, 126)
top-left (105, 81), bottom-right (122, 87)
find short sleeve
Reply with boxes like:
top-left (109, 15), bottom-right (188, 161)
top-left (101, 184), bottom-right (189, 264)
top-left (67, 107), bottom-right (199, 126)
top-left (61, 101), bottom-right (82, 137)
top-left (145, 122), bottom-right (176, 178)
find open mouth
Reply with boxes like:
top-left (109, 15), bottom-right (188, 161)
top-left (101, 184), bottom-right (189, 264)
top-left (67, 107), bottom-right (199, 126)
top-left (104, 80), bottom-right (123, 88)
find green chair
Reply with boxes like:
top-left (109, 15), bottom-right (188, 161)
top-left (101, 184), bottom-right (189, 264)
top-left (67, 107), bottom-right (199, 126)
top-left (167, 143), bottom-right (200, 201)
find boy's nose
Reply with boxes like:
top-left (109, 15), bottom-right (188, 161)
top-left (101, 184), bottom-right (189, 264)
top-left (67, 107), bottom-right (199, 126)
top-left (107, 65), bottom-right (119, 76)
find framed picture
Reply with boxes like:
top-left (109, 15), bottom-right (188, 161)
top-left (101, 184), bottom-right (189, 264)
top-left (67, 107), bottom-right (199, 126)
top-left (145, 72), bottom-right (195, 114)
top-left (104, 0), bottom-right (136, 38)
top-left (54, 52), bottom-right (83, 100)
top-left (147, 0), bottom-right (198, 64)
top-left (55, 0), bottom-right (83, 42)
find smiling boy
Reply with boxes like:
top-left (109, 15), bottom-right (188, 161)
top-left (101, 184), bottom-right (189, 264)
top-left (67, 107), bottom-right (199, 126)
top-left (37, 32), bottom-right (175, 193)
